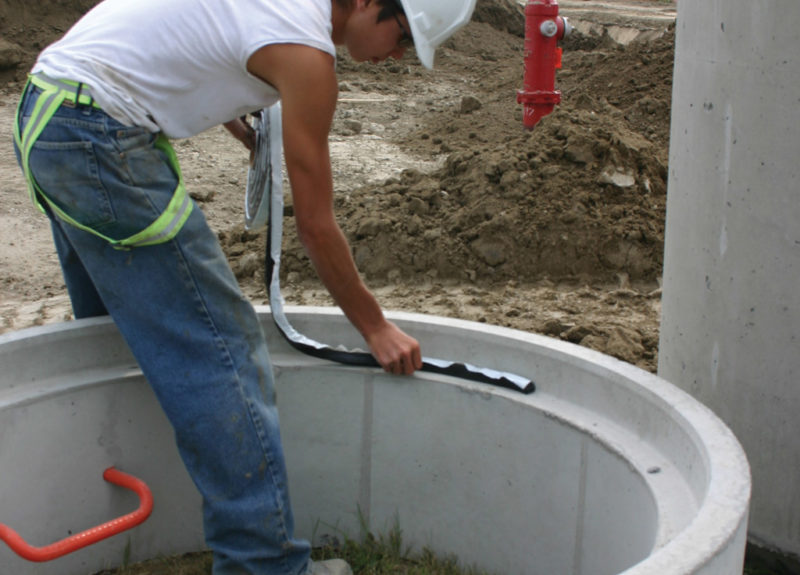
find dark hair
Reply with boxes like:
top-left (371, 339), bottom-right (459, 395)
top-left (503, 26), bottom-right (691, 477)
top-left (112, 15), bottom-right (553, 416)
top-left (376, 0), bottom-right (404, 23)
top-left (333, 0), bottom-right (404, 24)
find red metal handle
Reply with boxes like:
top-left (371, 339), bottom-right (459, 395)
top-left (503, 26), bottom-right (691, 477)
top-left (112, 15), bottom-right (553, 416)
top-left (0, 467), bottom-right (153, 562)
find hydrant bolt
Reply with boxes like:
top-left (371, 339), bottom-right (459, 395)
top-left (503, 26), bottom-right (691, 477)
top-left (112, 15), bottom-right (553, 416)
top-left (540, 20), bottom-right (558, 38)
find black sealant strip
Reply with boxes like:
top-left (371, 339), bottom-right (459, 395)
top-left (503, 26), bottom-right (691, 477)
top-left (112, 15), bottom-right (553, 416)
top-left (249, 105), bottom-right (535, 395)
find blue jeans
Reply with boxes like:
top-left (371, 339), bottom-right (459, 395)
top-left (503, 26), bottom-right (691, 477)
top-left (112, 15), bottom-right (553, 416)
top-left (14, 83), bottom-right (312, 575)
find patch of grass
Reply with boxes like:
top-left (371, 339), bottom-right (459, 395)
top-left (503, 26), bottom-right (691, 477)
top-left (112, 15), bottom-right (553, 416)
top-left (91, 518), bottom-right (492, 575)
top-left (743, 543), bottom-right (800, 575)
top-left (95, 523), bottom-right (800, 575)
top-left (91, 550), bottom-right (213, 575)
top-left (311, 515), bottom-right (492, 575)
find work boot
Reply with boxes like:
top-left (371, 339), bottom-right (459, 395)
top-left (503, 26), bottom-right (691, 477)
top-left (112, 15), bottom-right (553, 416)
top-left (310, 558), bottom-right (354, 575)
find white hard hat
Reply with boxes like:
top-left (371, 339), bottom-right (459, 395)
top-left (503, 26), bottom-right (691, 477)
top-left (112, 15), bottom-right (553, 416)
top-left (394, 0), bottom-right (478, 69)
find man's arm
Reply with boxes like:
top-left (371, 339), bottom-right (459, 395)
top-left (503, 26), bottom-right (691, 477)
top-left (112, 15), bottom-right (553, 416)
top-left (246, 43), bottom-right (421, 375)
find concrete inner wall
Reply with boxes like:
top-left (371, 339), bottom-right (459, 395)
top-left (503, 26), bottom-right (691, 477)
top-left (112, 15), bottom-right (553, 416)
top-left (279, 364), bottom-right (659, 575)
top-left (659, 0), bottom-right (800, 556)
top-left (0, 317), bottom-right (661, 575)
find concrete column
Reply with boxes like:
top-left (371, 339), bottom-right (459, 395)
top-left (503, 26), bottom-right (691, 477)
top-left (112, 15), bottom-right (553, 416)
top-left (659, 0), bottom-right (800, 556)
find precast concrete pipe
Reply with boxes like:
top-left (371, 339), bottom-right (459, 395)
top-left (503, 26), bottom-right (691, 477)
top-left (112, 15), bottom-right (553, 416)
top-left (0, 309), bottom-right (749, 574)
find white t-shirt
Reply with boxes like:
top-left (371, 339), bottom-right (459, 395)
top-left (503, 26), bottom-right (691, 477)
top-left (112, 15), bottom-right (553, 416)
top-left (32, 0), bottom-right (335, 138)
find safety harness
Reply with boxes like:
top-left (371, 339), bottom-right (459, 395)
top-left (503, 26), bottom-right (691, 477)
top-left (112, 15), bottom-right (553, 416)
top-left (248, 105), bottom-right (535, 395)
top-left (14, 74), bottom-right (192, 249)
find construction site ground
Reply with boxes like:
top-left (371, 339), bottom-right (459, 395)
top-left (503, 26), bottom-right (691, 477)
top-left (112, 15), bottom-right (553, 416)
top-left (0, 0), bottom-right (676, 375)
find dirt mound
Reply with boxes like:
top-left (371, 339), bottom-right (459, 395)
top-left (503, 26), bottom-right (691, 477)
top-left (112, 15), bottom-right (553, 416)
top-left (0, 0), bottom-right (674, 370)
top-left (220, 2), bottom-right (673, 288)
top-left (1, 0), bottom-right (673, 287)
top-left (0, 0), bottom-right (98, 82)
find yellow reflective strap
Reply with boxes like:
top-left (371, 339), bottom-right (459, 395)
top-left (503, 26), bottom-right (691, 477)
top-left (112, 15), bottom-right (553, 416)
top-left (16, 79), bottom-right (65, 212)
top-left (29, 74), bottom-right (98, 107)
top-left (12, 81), bottom-right (34, 207)
top-left (39, 197), bottom-right (121, 245)
top-left (16, 76), bottom-right (193, 249)
top-left (116, 135), bottom-right (192, 248)
top-left (12, 80), bottom-right (26, 152)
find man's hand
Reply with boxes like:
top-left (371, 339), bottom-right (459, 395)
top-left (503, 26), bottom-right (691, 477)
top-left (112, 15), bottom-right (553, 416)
top-left (365, 320), bottom-right (423, 375)
top-left (223, 116), bottom-right (256, 152)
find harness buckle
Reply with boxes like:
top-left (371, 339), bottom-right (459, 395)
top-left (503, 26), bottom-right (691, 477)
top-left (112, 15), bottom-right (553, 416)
top-left (75, 82), bottom-right (95, 108)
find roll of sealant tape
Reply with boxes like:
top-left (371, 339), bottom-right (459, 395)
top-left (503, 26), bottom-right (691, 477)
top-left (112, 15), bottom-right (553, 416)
top-left (244, 105), bottom-right (283, 230)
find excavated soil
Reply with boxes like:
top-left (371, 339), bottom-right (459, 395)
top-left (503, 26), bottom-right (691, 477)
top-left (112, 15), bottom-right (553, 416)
top-left (0, 0), bottom-right (676, 373)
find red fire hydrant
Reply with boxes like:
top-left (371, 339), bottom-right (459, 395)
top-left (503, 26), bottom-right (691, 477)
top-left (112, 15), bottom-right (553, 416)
top-left (517, 0), bottom-right (571, 130)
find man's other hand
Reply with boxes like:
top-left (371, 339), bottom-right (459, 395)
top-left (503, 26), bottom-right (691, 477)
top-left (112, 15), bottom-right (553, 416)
top-left (223, 116), bottom-right (256, 153)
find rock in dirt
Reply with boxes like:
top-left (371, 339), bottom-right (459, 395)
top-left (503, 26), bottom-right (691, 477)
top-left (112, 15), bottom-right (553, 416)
top-left (0, 38), bottom-right (23, 70)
